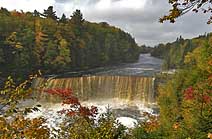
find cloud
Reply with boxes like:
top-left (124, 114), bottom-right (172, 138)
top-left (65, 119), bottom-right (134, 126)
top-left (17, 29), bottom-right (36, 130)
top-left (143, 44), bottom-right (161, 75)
top-left (55, 0), bottom-right (100, 4)
top-left (82, 0), bottom-right (212, 46)
top-left (55, 0), bottom-right (70, 3)
top-left (0, 0), bottom-right (211, 46)
top-left (0, 0), bottom-right (55, 12)
top-left (94, 0), bottom-right (147, 10)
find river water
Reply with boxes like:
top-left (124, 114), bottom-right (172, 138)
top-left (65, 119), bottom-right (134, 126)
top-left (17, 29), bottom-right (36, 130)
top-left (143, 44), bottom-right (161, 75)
top-left (28, 54), bottom-right (163, 133)
top-left (54, 53), bottom-right (163, 77)
top-left (94, 53), bottom-right (162, 76)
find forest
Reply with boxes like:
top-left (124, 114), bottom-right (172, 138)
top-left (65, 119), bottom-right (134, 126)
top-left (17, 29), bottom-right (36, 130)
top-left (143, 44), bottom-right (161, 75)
top-left (0, 6), bottom-right (140, 81)
top-left (151, 34), bottom-right (212, 69)
top-left (154, 34), bottom-right (212, 139)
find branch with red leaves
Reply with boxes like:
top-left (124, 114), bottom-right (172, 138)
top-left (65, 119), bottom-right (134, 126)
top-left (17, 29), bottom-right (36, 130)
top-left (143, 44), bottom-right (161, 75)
top-left (43, 88), bottom-right (98, 118)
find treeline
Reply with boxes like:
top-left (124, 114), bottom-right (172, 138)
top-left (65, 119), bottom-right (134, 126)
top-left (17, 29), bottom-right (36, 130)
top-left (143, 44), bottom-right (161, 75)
top-left (151, 34), bottom-right (211, 69)
top-left (0, 6), bottom-right (140, 79)
top-left (138, 45), bottom-right (153, 54)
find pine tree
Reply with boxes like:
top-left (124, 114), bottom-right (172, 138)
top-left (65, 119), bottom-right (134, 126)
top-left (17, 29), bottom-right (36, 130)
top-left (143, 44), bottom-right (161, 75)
top-left (70, 9), bottom-right (84, 25)
top-left (60, 13), bottom-right (68, 23)
top-left (43, 6), bottom-right (57, 20)
top-left (33, 10), bottom-right (40, 17)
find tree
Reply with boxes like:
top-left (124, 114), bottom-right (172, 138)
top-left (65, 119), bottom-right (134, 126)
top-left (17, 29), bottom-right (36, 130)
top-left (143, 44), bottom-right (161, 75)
top-left (43, 6), bottom-right (57, 20)
top-left (34, 19), bottom-right (48, 68)
top-left (160, 0), bottom-right (212, 24)
top-left (0, 7), bottom-right (10, 16)
top-left (55, 38), bottom-right (71, 68)
top-left (43, 40), bottom-right (58, 69)
top-left (5, 32), bottom-right (23, 49)
top-left (4, 32), bottom-right (26, 71)
top-left (33, 10), bottom-right (40, 17)
top-left (59, 13), bottom-right (68, 23)
top-left (70, 9), bottom-right (84, 25)
top-left (0, 75), bottom-right (50, 139)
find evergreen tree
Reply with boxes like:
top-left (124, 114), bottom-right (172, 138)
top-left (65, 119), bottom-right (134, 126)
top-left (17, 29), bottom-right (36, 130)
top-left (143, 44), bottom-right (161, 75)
top-left (59, 13), bottom-right (68, 23)
top-left (0, 7), bottom-right (10, 15)
top-left (33, 10), bottom-right (40, 17)
top-left (43, 6), bottom-right (57, 20)
top-left (70, 9), bottom-right (84, 25)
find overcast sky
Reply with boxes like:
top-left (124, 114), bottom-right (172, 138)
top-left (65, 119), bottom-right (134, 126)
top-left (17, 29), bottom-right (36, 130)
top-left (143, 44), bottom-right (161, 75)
top-left (0, 0), bottom-right (211, 46)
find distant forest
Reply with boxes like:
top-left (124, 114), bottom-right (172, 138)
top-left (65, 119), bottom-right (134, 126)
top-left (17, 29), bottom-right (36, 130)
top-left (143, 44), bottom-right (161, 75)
top-left (0, 6), bottom-right (140, 79)
top-left (151, 33), bottom-right (212, 69)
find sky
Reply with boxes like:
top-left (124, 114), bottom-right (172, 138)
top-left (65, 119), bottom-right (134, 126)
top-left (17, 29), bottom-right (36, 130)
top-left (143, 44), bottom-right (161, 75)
top-left (0, 0), bottom-right (211, 46)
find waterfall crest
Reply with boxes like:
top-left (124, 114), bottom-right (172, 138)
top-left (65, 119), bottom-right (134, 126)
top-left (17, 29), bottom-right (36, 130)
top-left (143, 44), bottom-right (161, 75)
top-left (32, 76), bottom-right (155, 104)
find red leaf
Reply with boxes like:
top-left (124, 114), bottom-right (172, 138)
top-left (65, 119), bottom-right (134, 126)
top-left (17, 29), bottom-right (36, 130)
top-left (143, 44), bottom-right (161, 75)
top-left (203, 95), bottom-right (211, 104)
top-left (183, 86), bottom-right (194, 100)
top-left (62, 96), bottom-right (80, 105)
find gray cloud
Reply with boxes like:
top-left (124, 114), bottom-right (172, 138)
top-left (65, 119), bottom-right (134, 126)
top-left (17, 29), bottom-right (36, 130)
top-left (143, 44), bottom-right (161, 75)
top-left (55, 0), bottom-right (73, 3)
top-left (54, 0), bottom-right (212, 46)
top-left (55, 0), bottom-right (100, 5)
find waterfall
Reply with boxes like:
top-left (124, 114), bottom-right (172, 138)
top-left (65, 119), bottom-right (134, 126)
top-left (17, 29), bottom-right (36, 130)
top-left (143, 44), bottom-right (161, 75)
top-left (32, 76), bottom-right (156, 104)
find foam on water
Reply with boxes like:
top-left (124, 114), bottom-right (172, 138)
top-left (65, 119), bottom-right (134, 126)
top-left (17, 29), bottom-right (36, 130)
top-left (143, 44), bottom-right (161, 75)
top-left (27, 98), bottom-right (154, 131)
top-left (116, 117), bottom-right (138, 128)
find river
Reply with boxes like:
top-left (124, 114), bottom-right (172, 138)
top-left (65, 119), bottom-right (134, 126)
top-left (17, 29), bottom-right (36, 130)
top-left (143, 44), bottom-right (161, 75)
top-left (28, 54), bottom-right (163, 133)
top-left (53, 53), bottom-right (162, 77)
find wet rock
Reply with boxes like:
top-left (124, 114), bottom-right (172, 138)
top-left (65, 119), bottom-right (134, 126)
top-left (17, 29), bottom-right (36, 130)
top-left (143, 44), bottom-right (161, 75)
top-left (112, 106), bottom-right (141, 120)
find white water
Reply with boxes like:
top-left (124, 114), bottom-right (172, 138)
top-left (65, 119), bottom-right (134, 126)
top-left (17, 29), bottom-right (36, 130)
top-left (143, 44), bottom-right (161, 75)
top-left (27, 98), bottom-right (155, 136)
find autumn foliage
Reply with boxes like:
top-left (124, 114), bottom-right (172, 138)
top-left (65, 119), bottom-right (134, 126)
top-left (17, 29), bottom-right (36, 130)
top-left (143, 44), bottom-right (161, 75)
top-left (43, 88), bottom-right (98, 118)
top-left (183, 86), bottom-right (194, 100)
top-left (157, 40), bottom-right (212, 139)
top-left (0, 116), bottom-right (49, 139)
top-left (0, 74), bottom-right (50, 139)
top-left (160, 0), bottom-right (212, 24)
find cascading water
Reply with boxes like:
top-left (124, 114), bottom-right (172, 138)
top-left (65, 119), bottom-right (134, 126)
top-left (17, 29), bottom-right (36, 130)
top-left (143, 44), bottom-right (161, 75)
top-left (27, 54), bottom-right (162, 131)
top-left (32, 76), bottom-right (156, 105)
